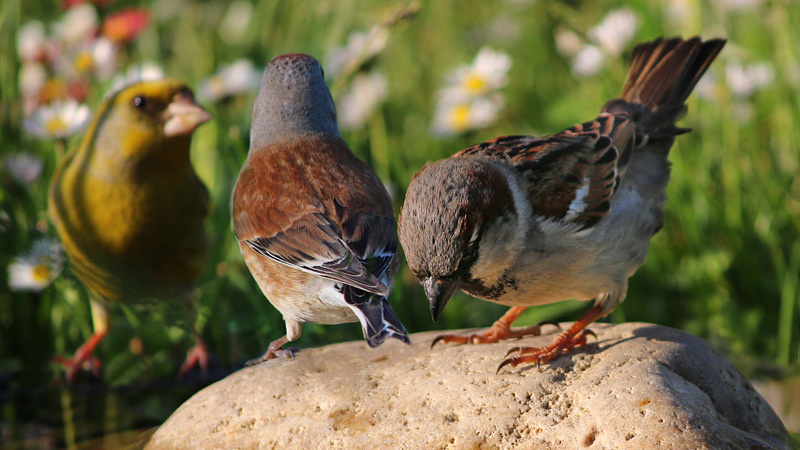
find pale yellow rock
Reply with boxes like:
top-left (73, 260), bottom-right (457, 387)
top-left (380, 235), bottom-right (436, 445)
top-left (147, 323), bottom-right (789, 449)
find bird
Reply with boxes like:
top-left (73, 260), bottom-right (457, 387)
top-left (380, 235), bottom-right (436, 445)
top-left (49, 79), bottom-right (213, 383)
top-left (231, 53), bottom-right (409, 365)
top-left (398, 36), bottom-right (726, 371)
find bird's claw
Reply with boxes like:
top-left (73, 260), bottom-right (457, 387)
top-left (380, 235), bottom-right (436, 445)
top-left (244, 347), bottom-right (297, 367)
top-left (496, 328), bottom-right (598, 373)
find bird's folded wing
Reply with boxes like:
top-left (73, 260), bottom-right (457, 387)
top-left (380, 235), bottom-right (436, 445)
top-left (456, 113), bottom-right (635, 229)
top-left (334, 204), bottom-right (397, 282)
top-left (235, 211), bottom-right (389, 297)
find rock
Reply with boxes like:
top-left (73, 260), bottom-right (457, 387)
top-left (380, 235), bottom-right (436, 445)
top-left (147, 323), bottom-right (789, 449)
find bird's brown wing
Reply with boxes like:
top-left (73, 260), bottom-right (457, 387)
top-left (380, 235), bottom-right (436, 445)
top-left (456, 113), bottom-right (634, 229)
top-left (232, 135), bottom-right (393, 296)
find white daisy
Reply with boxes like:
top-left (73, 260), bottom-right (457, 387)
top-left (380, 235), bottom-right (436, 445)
top-left (337, 71), bottom-right (388, 131)
top-left (431, 95), bottom-right (504, 137)
top-left (17, 21), bottom-right (47, 62)
top-left (197, 59), bottom-right (261, 102)
top-left (713, 0), bottom-right (763, 11)
top-left (571, 44), bottom-right (605, 77)
top-left (52, 3), bottom-right (99, 46)
top-left (219, 0), bottom-right (253, 45)
top-left (52, 37), bottom-right (118, 81)
top-left (665, 0), bottom-right (696, 27)
top-left (326, 26), bottom-right (390, 78)
top-left (19, 62), bottom-right (47, 100)
top-left (555, 27), bottom-right (584, 58)
top-left (8, 238), bottom-right (64, 292)
top-left (588, 8), bottom-right (639, 57)
top-left (3, 153), bottom-right (44, 186)
top-left (726, 61), bottom-right (774, 98)
top-left (23, 99), bottom-right (91, 140)
top-left (92, 37), bottom-right (118, 80)
top-left (444, 47), bottom-right (512, 101)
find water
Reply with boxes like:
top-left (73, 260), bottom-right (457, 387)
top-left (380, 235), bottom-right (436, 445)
top-left (0, 368), bottom-right (228, 449)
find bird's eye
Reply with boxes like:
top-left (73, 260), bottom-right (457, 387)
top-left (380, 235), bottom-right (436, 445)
top-left (132, 96), bottom-right (147, 109)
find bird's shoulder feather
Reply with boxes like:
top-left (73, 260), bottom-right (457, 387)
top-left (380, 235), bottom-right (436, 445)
top-left (456, 113), bottom-right (635, 229)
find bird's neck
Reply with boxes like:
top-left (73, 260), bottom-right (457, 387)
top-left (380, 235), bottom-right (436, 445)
top-left (249, 99), bottom-right (340, 151)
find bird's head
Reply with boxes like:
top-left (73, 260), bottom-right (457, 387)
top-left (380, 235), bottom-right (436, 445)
top-left (250, 53), bottom-right (340, 149)
top-left (91, 79), bottom-right (212, 167)
top-left (398, 157), bottom-right (518, 322)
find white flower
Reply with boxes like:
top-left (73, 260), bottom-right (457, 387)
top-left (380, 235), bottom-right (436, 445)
top-left (665, 0), bottom-right (695, 27)
top-left (555, 27), bottom-right (583, 58)
top-left (8, 238), bottom-right (63, 292)
top-left (23, 99), bottom-right (91, 140)
top-left (337, 71), bottom-right (388, 130)
top-left (588, 8), bottom-right (639, 57)
top-left (3, 153), bottom-right (44, 186)
top-left (17, 21), bottom-right (47, 62)
top-left (198, 59), bottom-right (261, 102)
top-left (431, 95), bottom-right (504, 137)
top-left (726, 61), bottom-right (774, 98)
top-left (571, 44), bottom-right (605, 77)
top-left (109, 63), bottom-right (165, 94)
top-left (53, 3), bottom-right (99, 46)
top-left (92, 38), bottom-right (118, 80)
top-left (326, 26), bottom-right (389, 77)
top-left (444, 47), bottom-right (512, 100)
top-left (19, 62), bottom-right (47, 99)
top-left (219, 0), bottom-right (253, 45)
top-left (52, 37), bottom-right (119, 80)
top-left (713, 0), bottom-right (763, 11)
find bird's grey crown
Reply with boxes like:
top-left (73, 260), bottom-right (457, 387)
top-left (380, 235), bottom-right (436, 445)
top-left (400, 158), bottom-right (494, 278)
top-left (250, 53), bottom-right (340, 150)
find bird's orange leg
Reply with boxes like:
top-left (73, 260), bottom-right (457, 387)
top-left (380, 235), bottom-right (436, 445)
top-left (177, 334), bottom-right (211, 378)
top-left (53, 298), bottom-right (109, 384)
top-left (498, 304), bottom-right (605, 372)
top-left (53, 330), bottom-right (107, 384)
top-left (245, 335), bottom-right (295, 366)
top-left (431, 306), bottom-right (560, 347)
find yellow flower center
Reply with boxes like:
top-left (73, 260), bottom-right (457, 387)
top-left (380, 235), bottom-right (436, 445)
top-left (45, 117), bottom-right (69, 136)
top-left (449, 104), bottom-right (471, 131)
top-left (32, 263), bottom-right (52, 284)
top-left (75, 51), bottom-right (94, 73)
top-left (462, 73), bottom-right (488, 95)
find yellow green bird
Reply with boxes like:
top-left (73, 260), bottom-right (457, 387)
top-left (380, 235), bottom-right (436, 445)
top-left (49, 79), bottom-right (212, 383)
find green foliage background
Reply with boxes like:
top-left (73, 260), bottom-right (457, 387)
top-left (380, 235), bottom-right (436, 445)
top-left (0, 0), bottom-right (799, 441)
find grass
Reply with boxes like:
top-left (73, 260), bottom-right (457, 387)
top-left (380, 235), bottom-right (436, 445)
top-left (0, 0), bottom-right (799, 441)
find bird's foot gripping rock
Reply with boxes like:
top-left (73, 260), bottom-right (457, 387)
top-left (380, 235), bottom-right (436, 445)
top-left (245, 335), bottom-right (297, 367)
top-left (498, 328), bottom-right (597, 373)
top-left (431, 306), bottom-right (561, 347)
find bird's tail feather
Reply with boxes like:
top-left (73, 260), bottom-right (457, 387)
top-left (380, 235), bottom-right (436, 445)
top-left (604, 37), bottom-right (725, 140)
top-left (348, 293), bottom-right (410, 348)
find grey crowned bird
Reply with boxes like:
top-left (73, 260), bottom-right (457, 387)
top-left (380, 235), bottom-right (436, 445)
top-left (232, 53), bottom-right (409, 365)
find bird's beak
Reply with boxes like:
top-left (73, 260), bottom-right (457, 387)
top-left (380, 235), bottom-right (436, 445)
top-left (423, 276), bottom-right (461, 323)
top-left (163, 93), bottom-right (213, 137)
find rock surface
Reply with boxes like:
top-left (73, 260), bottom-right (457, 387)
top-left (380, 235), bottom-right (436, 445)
top-left (147, 323), bottom-right (789, 449)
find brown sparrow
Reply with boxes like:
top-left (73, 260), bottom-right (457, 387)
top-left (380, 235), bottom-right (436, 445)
top-left (398, 37), bottom-right (725, 370)
top-left (232, 53), bottom-right (409, 364)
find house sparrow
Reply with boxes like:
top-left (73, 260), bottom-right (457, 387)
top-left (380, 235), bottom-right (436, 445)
top-left (49, 79), bottom-right (213, 382)
top-left (398, 37), bottom-right (726, 370)
top-left (232, 53), bottom-right (409, 364)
